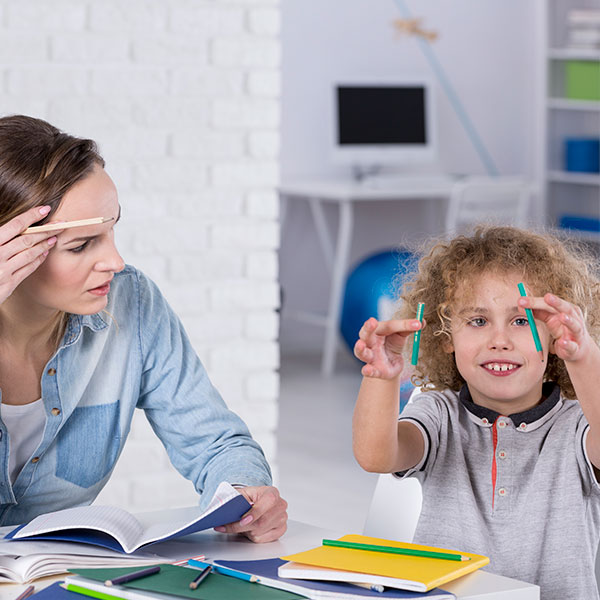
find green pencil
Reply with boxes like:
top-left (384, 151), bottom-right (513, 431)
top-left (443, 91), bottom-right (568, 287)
top-left (517, 283), bottom-right (544, 362)
top-left (322, 539), bottom-right (470, 562)
top-left (411, 303), bottom-right (425, 366)
top-left (61, 583), bottom-right (126, 600)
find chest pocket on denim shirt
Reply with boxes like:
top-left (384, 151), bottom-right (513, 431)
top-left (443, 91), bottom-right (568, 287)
top-left (56, 401), bottom-right (121, 488)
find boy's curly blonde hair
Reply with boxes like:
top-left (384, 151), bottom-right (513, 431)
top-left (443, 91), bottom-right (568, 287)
top-left (396, 226), bottom-right (600, 399)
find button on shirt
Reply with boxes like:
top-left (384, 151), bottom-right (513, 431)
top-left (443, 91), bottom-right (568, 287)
top-left (0, 266), bottom-right (271, 526)
top-left (397, 384), bottom-right (600, 600)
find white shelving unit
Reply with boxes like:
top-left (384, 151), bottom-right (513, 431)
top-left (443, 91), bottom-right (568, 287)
top-left (536, 0), bottom-right (600, 241)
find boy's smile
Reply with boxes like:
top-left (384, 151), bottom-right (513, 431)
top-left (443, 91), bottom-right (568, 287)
top-left (446, 271), bottom-right (550, 414)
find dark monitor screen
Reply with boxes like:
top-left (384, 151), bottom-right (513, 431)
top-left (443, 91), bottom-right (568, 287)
top-left (336, 86), bottom-right (427, 146)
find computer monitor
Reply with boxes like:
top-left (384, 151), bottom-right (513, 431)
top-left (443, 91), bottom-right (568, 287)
top-left (331, 79), bottom-right (436, 172)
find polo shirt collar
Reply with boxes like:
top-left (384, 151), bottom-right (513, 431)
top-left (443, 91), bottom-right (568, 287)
top-left (459, 381), bottom-right (561, 427)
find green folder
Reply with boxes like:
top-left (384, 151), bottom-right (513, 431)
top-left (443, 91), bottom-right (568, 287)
top-left (70, 564), bottom-right (305, 600)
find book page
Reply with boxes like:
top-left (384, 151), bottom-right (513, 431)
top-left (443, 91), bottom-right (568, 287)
top-left (13, 505), bottom-right (144, 552)
top-left (134, 481), bottom-right (241, 545)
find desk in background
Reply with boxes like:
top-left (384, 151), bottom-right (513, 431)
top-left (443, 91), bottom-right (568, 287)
top-left (0, 519), bottom-right (539, 600)
top-left (279, 177), bottom-right (455, 375)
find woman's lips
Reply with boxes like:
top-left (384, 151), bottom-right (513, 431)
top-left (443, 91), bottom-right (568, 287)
top-left (88, 283), bottom-right (111, 296)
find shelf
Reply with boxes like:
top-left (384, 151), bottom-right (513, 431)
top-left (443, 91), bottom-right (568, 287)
top-left (549, 48), bottom-right (600, 61)
top-left (548, 170), bottom-right (600, 185)
top-left (547, 97), bottom-right (600, 110)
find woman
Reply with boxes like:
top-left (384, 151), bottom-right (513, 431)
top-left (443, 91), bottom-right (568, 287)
top-left (0, 115), bottom-right (287, 542)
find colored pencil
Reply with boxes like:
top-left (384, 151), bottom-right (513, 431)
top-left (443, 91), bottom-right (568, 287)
top-left (189, 565), bottom-right (212, 589)
top-left (411, 302), bottom-right (425, 366)
top-left (14, 585), bottom-right (35, 600)
top-left (517, 283), bottom-right (544, 362)
top-left (187, 558), bottom-right (258, 583)
top-left (61, 583), bottom-right (126, 600)
top-left (104, 565), bottom-right (161, 587)
top-left (322, 539), bottom-right (470, 562)
top-left (23, 217), bottom-right (114, 234)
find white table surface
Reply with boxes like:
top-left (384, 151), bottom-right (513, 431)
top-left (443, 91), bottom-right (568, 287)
top-left (0, 520), bottom-right (539, 600)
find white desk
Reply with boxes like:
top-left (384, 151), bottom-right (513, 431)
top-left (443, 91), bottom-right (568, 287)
top-left (0, 519), bottom-right (539, 600)
top-left (279, 177), bottom-right (455, 375)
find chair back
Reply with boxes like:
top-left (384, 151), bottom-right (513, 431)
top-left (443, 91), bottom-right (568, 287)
top-left (363, 473), bottom-right (422, 542)
top-left (445, 176), bottom-right (535, 236)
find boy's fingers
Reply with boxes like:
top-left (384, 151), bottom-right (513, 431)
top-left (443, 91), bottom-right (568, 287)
top-left (375, 319), bottom-right (422, 337)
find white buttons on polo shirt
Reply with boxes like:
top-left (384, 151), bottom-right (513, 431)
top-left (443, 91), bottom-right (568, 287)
top-left (498, 420), bottom-right (507, 428)
top-left (519, 423), bottom-right (527, 430)
top-left (498, 488), bottom-right (507, 496)
top-left (498, 450), bottom-right (507, 460)
top-left (482, 418), bottom-right (489, 425)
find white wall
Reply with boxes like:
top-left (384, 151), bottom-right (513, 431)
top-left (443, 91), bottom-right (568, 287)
top-left (280, 0), bottom-right (537, 354)
top-left (0, 0), bottom-right (281, 511)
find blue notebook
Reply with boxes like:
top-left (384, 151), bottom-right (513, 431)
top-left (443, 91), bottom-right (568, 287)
top-left (215, 558), bottom-right (455, 599)
top-left (5, 482), bottom-right (250, 554)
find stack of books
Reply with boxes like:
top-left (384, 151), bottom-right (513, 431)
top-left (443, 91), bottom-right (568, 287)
top-left (567, 9), bottom-right (600, 50)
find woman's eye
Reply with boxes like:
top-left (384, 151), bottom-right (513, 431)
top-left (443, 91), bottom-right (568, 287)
top-left (69, 241), bottom-right (89, 253)
top-left (468, 317), bottom-right (487, 327)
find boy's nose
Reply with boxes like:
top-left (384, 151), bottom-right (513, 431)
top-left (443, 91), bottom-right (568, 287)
top-left (488, 328), bottom-right (513, 351)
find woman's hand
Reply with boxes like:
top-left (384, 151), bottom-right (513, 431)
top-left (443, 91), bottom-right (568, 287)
top-left (213, 485), bottom-right (288, 543)
top-left (354, 316), bottom-right (423, 379)
top-left (0, 206), bottom-right (63, 304)
top-left (518, 293), bottom-right (591, 363)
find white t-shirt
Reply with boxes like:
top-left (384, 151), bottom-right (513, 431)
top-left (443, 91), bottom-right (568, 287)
top-left (0, 400), bottom-right (46, 484)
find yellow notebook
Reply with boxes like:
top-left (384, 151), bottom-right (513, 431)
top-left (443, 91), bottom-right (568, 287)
top-left (280, 534), bottom-right (489, 593)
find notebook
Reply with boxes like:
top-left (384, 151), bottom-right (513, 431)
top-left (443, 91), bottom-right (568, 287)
top-left (280, 535), bottom-right (489, 593)
top-left (214, 557), bottom-right (456, 599)
top-left (5, 482), bottom-right (249, 554)
top-left (68, 563), bottom-right (304, 600)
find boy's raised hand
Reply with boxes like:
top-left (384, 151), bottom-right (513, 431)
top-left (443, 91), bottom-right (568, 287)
top-left (354, 316), bottom-right (422, 379)
top-left (518, 293), bottom-right (592, 362)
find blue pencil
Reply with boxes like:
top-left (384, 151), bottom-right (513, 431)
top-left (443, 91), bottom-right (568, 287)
top-left (187, 559), bottom-right (259, 583)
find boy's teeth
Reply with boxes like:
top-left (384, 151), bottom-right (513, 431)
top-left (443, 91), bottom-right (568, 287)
top-left (485, 363), bottom-right (517, 372)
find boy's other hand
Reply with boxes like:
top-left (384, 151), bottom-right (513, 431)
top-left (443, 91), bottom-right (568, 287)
top-left (518, 293), bottom-right (591, 362)
top-left (354, 317), bottom-right (422, 379)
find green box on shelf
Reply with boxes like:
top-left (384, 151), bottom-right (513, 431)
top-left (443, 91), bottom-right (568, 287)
top-left (565, 61), bottom-right (600, 101)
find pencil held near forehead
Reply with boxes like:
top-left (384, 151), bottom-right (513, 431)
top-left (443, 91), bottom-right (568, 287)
top-left (517, 283), bottom-right (544, 362)
top-left (411, 302), bottom-right (425, 366)
top-left (22, 216), bottom-right (114, 234)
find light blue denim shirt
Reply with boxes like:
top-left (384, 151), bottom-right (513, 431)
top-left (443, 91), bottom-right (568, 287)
top-left (0, 265), bottom-right (272, 526)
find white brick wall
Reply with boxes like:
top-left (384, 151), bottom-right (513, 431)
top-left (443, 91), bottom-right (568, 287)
top-left (0, 0), bottom-right (281, 511)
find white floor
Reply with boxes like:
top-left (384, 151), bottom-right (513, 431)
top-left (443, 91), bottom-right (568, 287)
top-left (275, 351), bottom-right (379, 534)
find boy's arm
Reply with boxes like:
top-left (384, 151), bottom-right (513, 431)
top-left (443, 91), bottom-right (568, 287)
top-left (353, 375), bottom-right (425, 473)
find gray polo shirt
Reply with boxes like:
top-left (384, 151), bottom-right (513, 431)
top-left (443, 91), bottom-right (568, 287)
top-left (398, 383), bottom-right (600, 600)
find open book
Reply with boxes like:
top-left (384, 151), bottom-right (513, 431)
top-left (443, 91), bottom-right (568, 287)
top-left (280, 535), bottom-right (489, 593)
top-left (5, 482), bottom-right (250, 554)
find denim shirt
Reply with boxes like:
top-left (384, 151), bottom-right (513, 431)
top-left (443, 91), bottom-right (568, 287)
top-left (0, 266), bottom-right (272, 526)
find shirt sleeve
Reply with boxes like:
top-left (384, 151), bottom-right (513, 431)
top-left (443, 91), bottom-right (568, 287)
top-left (395, 391), bottom-right (446, 479)
top-left (576, 414), bottom-right (600, 497)
top-left (133, 270), bottom-right (272, 508)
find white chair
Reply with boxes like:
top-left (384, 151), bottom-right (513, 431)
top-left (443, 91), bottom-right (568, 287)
top-left (363, 473), bottom-right (423, 542)
top-left (445, 176), bottom-right (535, 236)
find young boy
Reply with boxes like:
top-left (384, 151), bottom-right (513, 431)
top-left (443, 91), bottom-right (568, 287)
top-left (353, 226), bottom-right (600, 599)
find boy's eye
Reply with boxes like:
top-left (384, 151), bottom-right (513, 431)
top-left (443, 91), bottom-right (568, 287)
top-left (467, 317), bottom-right (487, 327)
top-left (69, 241), bottom-right (89, 253)
top-left (514, 317), bottom-right (529, 326)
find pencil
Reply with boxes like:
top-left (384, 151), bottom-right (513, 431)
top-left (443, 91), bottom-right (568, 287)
top-left (411, 302), bottom-right (425, 366)
top-left (189, 565), bottom-right (212, 589)
top-left (61, 583), bottom-right (126, 600)
top-left (187, 559), bottom-right (258, 582)
top-left (14, 585), bottom-right (34, 600)
top-left (23, 216), bottom-right (114, 234)
top-left (104, 565), bottom-right (161, 587)
top-left (322, 539), bottom-right (470, 562)
top-left (517, 283), bottom-right (544, 362)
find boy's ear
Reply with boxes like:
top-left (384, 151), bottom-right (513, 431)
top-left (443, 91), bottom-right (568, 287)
top-left (442, 337), bottom-right (454, 354)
